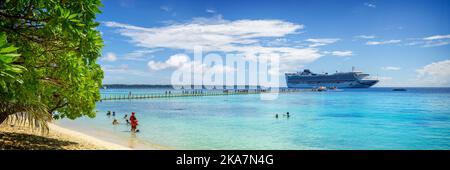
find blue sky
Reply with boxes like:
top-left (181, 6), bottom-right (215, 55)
top-left (97, 0), bottom-right (450, 87)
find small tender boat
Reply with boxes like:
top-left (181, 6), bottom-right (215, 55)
top-left (317, 86), bottom-right (327, 91)
top-left (329, 86), bottom-right (343, 92)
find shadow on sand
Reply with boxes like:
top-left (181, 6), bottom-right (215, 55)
top-left (0, 132), bottom-right (77, 150)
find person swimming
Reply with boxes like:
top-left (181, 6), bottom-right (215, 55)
top-left (106, 111), bottom-right (111, 116)
top-left (112, 119), bottom-right (119, 125)
top-left (112, 111), bottom-right (116, 117)
top-left (286, 112), bottom-right (290, 118)
top-left (275, 114), bottom-right (279, 118)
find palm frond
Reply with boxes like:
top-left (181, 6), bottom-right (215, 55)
top-left (4, 101), bottom-right (51, 134)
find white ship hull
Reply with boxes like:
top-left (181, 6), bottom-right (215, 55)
top-left (286, 80), bottom-right (378, 88)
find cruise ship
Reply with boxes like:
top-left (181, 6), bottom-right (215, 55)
top-left (285, 68), bottom-right (379, 88)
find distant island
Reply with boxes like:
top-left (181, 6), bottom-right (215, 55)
top-left (102, 84), bottom-right (174, 89)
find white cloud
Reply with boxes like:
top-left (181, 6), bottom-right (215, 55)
top-left (419, 34), bottom-right (450, 47)
top-left (381, 66), bottom-right (401, 71)
top-left (123, 49), bottom-right (161, 61)
top-left (306, 38), bottom-right (340, 47)
top-left (160, 6), bottom-right (171, 12)
top-left (416, 60), bottom-right (450, 86)
top-left (104, 17), bottom-right (328, 72)
top-left (147, 61), bottom-right (168, 70)
top-left (355, 35), bottom-right (376, 39)
top-left (404, 41), bottom-right (422, 46)
top-left (366, 40), bottom-right (401, 45)
top-left (189, 15), bottom-right (227, 24)
top-left (206, 8), bottom-right (216, 14)
top-left (102, 64), bottom-right (128, 72)
top-left (147, 53), bottom-right (236, 84)
top-left (402, 34), bottom-right (450, 48)
top-left (423, 34), bottom-right (450, 40)
top-left (266, 38), bottom-right (289, 46)
top-left (104, 19), bottom-right (303, 50)
top-left (364, 2), bottom-right (376, 8)
top-left (102, 52), bottom-right (117, 62)
top-left (423, 41), bottom-right (449, 47)
top-left (329, 50), bottom-right (353, 57)
top-left (102, 64), bottom-right (146, 76)
top-left (148, 54), bottom-right (190, 70)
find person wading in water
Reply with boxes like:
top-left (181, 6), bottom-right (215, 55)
top-left (130, 112), bottom-right (139, 133)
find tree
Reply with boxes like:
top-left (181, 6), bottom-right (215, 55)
top-left (0, 0), bottom-right (104, 131)
top-left (0, 32), bottom-right (25, 90)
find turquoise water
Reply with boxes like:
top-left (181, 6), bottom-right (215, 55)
top-left (58, 88), bottom-right (450, 149)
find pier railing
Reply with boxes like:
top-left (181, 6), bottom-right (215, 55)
top-left (100, 89), bottom-right (308, 101)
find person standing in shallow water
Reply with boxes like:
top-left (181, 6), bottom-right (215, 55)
top-left (124, 114), bottom-right (130, 125)
top-left (130, 112), bottom-right (138, 133)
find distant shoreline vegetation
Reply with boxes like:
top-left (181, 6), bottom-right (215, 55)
top-left (102, 84), bottom-right (173, 89)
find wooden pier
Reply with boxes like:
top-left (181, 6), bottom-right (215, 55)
top-left (100, 89), bottom-right (308, 101)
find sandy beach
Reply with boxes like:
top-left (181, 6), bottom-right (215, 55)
top-left (0, 122), bottom-right (130, 150)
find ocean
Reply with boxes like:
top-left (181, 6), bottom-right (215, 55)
top-left (57, 87), bottom-right (450, 149)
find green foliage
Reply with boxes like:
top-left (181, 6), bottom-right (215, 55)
top-left (0, 32), bottom-right (26, 91)
top-left (0, 0), bottom-right (104, 127)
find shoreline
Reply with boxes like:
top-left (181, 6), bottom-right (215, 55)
top-left (48, 123), bottom-right (131, 150)
top-left (54, 120), bottom-right (170, 150)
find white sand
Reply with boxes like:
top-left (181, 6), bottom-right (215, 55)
top-left (48, 123), bottom-right (131, 150)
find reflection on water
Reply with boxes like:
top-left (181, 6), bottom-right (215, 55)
top-left (128, 133), bottom-right (138, 149)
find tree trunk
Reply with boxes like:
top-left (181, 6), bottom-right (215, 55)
top-left (0, 113), bottom-right (9, 125)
